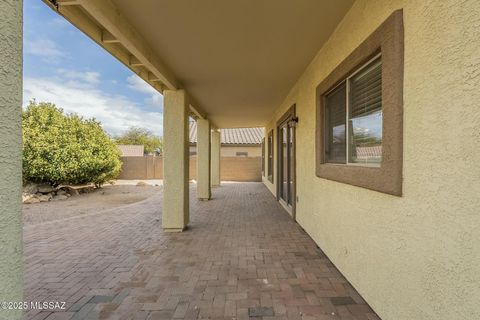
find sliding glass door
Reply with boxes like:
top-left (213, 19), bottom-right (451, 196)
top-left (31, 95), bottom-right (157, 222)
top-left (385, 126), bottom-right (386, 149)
top-left (278, 116), bottom-right (295, 214)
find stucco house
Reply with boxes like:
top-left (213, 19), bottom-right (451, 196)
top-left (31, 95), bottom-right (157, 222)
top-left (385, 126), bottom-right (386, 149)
top-left (189, 121), bottom-right (263, 157)
top-left (1, 1), bottom-right (479, 320)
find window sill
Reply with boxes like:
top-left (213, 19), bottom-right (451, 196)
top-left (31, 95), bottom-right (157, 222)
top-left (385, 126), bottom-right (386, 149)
top-left (316, 161), bottom-right (401, 196)
top-left (324, 162), bottom-right (381, 169)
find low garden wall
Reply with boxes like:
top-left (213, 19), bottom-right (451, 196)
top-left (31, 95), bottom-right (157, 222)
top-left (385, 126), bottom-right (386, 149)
top-left (118, 156), bottom-right (262, 182)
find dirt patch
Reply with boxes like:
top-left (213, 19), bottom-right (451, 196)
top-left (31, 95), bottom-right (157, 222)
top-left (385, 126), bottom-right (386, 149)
top-left (23, 184), bottom-right (161, 226)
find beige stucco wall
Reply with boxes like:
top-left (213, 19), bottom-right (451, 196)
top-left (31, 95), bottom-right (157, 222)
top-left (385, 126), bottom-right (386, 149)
top-left (117, 156), bottom-right (162, 179)
top-left (163, 90), bottom-right (189, 231)
top-left (220, 157), bottom-right (262, 182)
top-left (263, 1), bottom-right (480, 319)
top-left (0, 1), bottom-right (24, 319)
top-left (118, 156), bottom-right (261, 182)
top-left (210, 130), bottom-right (221, 186)
top-left (196, 119), bottom-right (211, 199)
top-left (220, 146), bottom-right (261, 157)
top-left (191, 145), bottom-right (261, 157)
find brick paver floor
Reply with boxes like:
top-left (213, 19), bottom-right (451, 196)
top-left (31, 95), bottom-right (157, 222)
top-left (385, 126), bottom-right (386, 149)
top-left (24, 182), bottom-right (380, 320)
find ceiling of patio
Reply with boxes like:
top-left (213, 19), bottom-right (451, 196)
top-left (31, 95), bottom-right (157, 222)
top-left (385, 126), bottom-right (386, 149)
top-left (55, 0), bottom-right (354, 127)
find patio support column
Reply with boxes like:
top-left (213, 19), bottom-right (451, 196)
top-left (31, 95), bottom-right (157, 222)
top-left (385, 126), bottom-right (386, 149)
top-left (196, 119), bottom-right (211, 200)
top-left (163, 89), bottom-right (189, 232)
top-left (0, 0), bottom-right (24, 318)
top-left (211, 129), bottom-right (221, 186)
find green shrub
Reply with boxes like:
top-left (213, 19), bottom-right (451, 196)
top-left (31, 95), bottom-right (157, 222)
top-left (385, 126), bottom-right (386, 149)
top-left (23, 101), bottom-right (121, 186)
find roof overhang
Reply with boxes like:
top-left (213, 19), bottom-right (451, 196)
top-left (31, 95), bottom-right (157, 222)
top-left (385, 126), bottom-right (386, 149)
top-left (45, 0), bottom-right (354, 128)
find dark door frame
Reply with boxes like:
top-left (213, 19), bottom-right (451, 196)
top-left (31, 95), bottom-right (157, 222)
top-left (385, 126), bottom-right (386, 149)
top-left (276, 104), bottom-right (296, 220)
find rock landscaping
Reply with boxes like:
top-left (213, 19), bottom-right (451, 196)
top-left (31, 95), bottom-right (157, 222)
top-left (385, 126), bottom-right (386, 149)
top-left (22, 182), bottom-right (96, 204)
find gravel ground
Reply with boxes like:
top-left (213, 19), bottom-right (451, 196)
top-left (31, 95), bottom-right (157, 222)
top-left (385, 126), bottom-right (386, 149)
top-left (22, 184), bottom-right (161, 226)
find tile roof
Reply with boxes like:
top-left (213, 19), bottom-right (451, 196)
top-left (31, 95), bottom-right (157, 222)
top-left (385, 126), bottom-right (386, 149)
top-left (355, 146), bottom-right (382, 159)
top-left (189, 121), bottom-right (264, 145)
top-left (117, 145), bottom-right (145, 156)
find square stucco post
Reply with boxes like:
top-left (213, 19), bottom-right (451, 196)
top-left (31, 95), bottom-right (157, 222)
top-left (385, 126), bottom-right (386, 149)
top-left (0, 1), bottom-right (24, 319)
top-left (163, 90), bottom-right (189, 232)
top-left (196, 119), bottom-right (211, 200)
top-left (210, 129), bottom-right (221, 186)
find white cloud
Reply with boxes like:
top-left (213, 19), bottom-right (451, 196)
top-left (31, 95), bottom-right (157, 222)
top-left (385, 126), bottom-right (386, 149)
top-left (24, 39), bottom-right (63, 58)
top-left (57, 69), bottom-right (100, 84)
top-left (127, 74), bottom-right (164, 107)
top-left (23, 74), bottom-right (163, 136)
top-left (127, 75), bottom-right (156, 94)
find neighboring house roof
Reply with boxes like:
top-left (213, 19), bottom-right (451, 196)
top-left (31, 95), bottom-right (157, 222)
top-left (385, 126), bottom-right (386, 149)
top-left (189, 122), bottom-right (264, 145)
top-left (355, 146), bottom-right (382, 159)
top-left (117, 145), bottom-right (145, 156)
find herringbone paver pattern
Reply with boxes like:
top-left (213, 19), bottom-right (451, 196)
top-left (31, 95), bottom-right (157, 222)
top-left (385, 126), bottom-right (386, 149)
top-left (24, 183), bottom-right (380, 320)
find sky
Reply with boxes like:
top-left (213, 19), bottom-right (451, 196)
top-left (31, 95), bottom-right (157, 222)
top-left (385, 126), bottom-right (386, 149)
top-left (23, 0), bottom-right (164, 136)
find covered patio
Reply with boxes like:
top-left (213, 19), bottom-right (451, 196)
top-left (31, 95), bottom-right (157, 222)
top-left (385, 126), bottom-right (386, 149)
top-left (24, 183), bottom-right (377, 320)
top-left (1, 0), bottom-right (479, 319)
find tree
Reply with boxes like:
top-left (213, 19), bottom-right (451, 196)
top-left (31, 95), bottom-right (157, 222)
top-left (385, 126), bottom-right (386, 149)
top-left (115, 127), bottom-right (163, 154)
top-left (23, 101), bottom-right (121, 186)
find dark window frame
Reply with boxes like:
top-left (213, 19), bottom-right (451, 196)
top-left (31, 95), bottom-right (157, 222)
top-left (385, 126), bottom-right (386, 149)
top-left (261, 138), bottom-right (265, 176)
top-left (267, 129), bottom-right (274, 183)
top-left (276, 104), bottom-right (296, 217)
top-left (324, 54), bottom-right (383, 166)
top-left (316, 10), bottom-right (404, 196)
